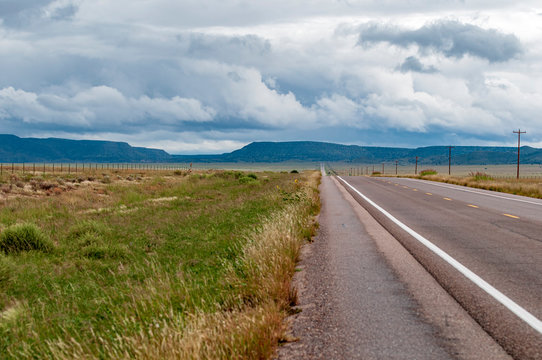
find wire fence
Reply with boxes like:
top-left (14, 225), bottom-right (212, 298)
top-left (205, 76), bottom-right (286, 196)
top-left (326, 163), bottom-right (542, 180)
top-left (0, 163), bottom-right (192, 176)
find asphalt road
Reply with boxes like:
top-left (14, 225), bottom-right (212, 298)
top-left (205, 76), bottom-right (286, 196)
top-left (277, 175), bottom-right (511, 360)
top-left (339, 176), bottom-right (542, 359)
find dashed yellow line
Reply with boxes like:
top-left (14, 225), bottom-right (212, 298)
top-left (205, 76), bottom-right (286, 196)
top-left (413, 189), bottom-right (418, 192)
top-left (468, 204), bottom-right (479, 208)
top-left (426, 192), bottom-right (432, 195)
top-left (443, 197), bottom-right (452, 201)
top-left (503, 213), bottom-right (520, 219)
top-left (402, 186), bottom-right (409, 189)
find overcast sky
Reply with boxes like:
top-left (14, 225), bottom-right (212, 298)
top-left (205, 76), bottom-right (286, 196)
top-left (1, 0), bottom-right (541, 154)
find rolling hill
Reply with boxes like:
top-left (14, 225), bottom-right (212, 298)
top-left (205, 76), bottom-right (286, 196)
top-left (1, 135), bottom-right (541, 165)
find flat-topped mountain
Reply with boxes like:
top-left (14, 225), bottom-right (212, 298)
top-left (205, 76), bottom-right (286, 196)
top-left (0, 134), bottom-right (170, 163)
top-left (174, 141), bottom-right (542, 165)
top-left (1, 136), bottom-right (541, 164)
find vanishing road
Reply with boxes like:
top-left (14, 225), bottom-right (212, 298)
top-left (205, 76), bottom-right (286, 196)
top-left (278, 173), bottom-right (542, 359)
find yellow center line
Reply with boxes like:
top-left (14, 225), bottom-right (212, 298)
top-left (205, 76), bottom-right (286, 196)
top-left (468, 204), bottom-right (479, 208)
top-left (394, 184), bottom-right (399, 186)
top-left (503, 213), bottom-right (520, 219)
top-left (413, 189), bottom-right (418, 191)
top-left (402, 186), bottom-right (409, 189)
top-left (426, 192), bottom-right (432, 195)
top-left (443, 197), bottom-right (452, 201)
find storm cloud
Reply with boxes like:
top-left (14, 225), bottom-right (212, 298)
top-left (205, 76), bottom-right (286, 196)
top-left (0, 1), bottom-right (541, 152)
top-left (359, 20), bottom-right (523, 62)
top-left (397, 56), bottom-right (438, 73)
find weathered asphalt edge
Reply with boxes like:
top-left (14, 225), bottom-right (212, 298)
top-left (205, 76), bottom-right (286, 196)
top-left (337, 175), bottom-right (542, 360)
top-left (332, 176), bottom-right (511, 360)
top-left (276, 173), bottom-right (454, 359)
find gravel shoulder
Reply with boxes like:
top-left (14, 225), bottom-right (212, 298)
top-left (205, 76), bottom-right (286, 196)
top-left (276, 176), bottom-right (510, 360)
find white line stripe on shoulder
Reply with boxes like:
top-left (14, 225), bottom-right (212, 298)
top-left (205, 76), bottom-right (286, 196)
top-left (338, 176), bottom-right (542, 335)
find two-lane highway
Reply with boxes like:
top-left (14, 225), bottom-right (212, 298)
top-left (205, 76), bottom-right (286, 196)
top-left (338, 176), bottom-right (542, 359)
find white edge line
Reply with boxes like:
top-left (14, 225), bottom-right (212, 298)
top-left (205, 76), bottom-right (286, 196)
top-left (401, 178), bottom-right (542, 206)
top-left (337, 176), bottom-right (542, 335)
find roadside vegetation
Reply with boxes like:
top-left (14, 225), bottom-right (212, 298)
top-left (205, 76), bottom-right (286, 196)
top-left (0, 168), bottom-right (320, 359)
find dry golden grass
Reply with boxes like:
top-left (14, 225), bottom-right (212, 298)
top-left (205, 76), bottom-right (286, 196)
top-left (414, 173), bottom-right (542, 199)
top-left (1, 169), bottom-right (320, 359)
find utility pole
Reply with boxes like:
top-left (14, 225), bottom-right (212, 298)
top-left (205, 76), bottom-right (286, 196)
top-left (513, 129), bottom-right (526, 179)
top-left (415, 156), bottom-right (418, 175)
top-left (448, 146), bottom-right (454, 175)
top-left (395, 160), bottom-right (398, 175)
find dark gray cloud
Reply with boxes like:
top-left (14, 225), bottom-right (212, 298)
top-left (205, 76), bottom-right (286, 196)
top-left (1, 1), bottom-right (541, 152)
top-left (0, 0), bottom-right (51, 16)
top-left (359, 20), bottom-right (523, 62)
top-left (397, 56), bottom-right (438, 73)
top-left (0, 0), bottom-right (78, 26)
top-left (178, 33), bottom-right (271, 64)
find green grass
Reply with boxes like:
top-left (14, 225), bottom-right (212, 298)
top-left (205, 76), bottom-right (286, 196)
top-left (0, 169), bottom-right (319, 358)
top-left (419, 169), bottom-right (438, 176)
top-left (0, 223), bottom-right (54, 254)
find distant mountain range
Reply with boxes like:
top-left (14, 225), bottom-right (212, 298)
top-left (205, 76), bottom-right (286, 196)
top-left (0, 134), bottom-right (170, 163)
top-left (1, 135), bottom-right (541, 165)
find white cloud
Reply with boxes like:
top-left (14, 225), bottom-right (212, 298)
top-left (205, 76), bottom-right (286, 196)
top-left (1, 0), bottom-right (542, 152)
top-left (0, 86), bottom-right (216, 130)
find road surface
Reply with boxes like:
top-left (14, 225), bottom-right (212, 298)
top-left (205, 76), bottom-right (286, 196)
top-left (277, 175), bottom-right (516, 359)
top-left (337, 176), bottom-right (542, 359)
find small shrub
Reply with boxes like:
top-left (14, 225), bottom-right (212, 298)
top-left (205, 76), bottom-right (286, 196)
top-left (0, 223), bottom-right (54, 254)
top-left (239, 176), bottom-right (260, 185)
top-left (76, 232), bottom-right (103, 248)
top-left (67, 221), bottom-right (109, 242)
top-left (420, 169), bottom-right (438, 176)
top-left (371, 171), bottom-right (381, 176)
top-left (247, 173), bottom-right (258, 180)
top-left (39, 181), bottom-right (55, 191)
top-left (290, 170), bottom-right (299, 174)
top-left (101, 175), bottom-right (111, 184)
top-left (469, 171), bottom-right (494, 181)
top-left (81, 244), bottom-right (128, 260)
top-left (173, 170), bottom-right (187, 176)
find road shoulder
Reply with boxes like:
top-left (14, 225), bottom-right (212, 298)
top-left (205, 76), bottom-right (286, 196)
top-left (276, 176), bottom-right (500, 359)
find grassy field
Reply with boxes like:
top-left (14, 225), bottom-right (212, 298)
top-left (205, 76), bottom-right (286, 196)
top-left (187, 162), bottom-right (321, 172)
top-left (0, 169), bottom-right (320, 359)
top-left (407, 172), bottom-right (542, 199)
